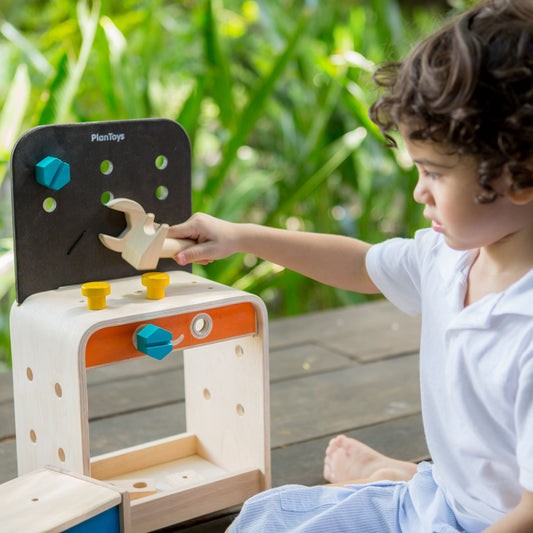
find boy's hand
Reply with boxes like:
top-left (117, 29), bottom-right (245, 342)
top-left (167, 213), bottom-right (241, 265)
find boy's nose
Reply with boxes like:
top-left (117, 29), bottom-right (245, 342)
top-left (413, 178), bottom-right (432, 205)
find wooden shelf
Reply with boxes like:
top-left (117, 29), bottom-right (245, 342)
top-left (91, 433), bottom-right (261, 532)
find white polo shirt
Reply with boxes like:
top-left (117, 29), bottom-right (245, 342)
top-left (366, 228), bottom-right (533, 529)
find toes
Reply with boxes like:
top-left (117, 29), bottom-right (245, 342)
top-left (325, 434), bottom-right (346, 455)
top-left (323, 461), bottom-right (336, 483)
top-left (337, 435), bottom-right (357, 449)
top-left (325, 441), bottom-right (336, 457)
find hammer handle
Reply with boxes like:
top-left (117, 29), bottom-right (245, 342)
top-left (160, 238), bottom-right (196, 259)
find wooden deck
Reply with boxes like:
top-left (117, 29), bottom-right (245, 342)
top-left (0, 299), bottom-right (426, 532)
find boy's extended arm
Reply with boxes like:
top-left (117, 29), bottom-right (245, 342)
top-left (168, 213), bottom-right (380, 294)
top-left (483, 490), bottom-right (533, 533)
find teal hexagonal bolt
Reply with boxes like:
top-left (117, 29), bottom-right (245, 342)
top-left (136, 324), bottom-right (173, 360)
top-left (35, 156), bottom-right (70, 191)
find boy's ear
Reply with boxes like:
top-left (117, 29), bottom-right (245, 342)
top-left (507, 186), bottom-right (533, 205)
top-left (503, 160), bottom-right (533, 204)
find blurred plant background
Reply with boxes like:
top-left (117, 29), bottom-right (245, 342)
top-left (0, 0), bottom-right (476, 368)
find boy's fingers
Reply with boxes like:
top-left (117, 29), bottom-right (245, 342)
top-left (175, 242), bottom-right (215, 265)
top-left (168, 213), bottom-right (212, 240)
top-left (168, 222), bottom-right (195, 240)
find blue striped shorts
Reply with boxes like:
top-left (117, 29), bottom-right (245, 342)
top-left (227, 463), bottom-right (487, 533)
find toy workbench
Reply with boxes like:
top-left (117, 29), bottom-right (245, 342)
top-left (6, 119), bottom-right (271, 533)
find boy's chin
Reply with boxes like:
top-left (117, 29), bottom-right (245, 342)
top-left (442, 235), bottom-right (473, 251)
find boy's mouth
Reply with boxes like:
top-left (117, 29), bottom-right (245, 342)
top-left (424, 211), bottom-right (444, 233)
top-left (431, 219), bottom-right (445, 233)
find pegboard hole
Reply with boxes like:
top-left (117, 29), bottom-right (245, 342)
top-left (43, 197), bottom-right (57, 213)
top-left (26, 367), bottom-right (33, 381)
top-left (203, 388), bottom-right (211, 400)
top-left (58, 448), bottom-right (66, 462)
top-left (30, 429), bottom-right (37, 443)
top-left (156, 185), bottom-right (169, 200)
top-left (55, 383), bottom-right (63, 398)
top-left (101, 191), bottom-right (114, 205)
top-left (236, 404), bottom-right (245, 416)
top-left (235, 345), bottom-right (244, 358)
top-left (31, 498), bottom-right (39, 502)
top-left (155, 155), bottom-right (168, 170)
top-left (100, 160), bottom-right (114, 175)
top-left (133, 482), bottom-right (147, 489)
top-left (191, 313), bottom-right (213, 339)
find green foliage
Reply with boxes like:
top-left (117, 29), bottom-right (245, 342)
top-left (0, 0), bottom-right (451, 367)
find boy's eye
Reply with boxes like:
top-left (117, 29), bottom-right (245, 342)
top-left (422, 169), bottom-right (440, 180)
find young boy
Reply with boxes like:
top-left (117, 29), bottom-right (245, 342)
top-left (169, 0), bottom-right (533, 530)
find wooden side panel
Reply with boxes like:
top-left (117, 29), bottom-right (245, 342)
top-left (184, 334), bottom-right (270, 490)
top-left (10, 303), bottom-right (89, 476)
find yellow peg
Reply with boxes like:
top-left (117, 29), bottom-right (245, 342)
top-left (81, 282), bottom-right (111, 310)
top-left (142, 272), bottom-right (170, 300)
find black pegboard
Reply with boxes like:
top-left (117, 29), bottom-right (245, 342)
top-left (11, 118), bottom-right (192, 303)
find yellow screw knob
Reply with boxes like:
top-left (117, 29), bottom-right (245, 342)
top-left (81, 282), bottom-right (111, 310)
top-left (142, 272), bottom-right (170, 300)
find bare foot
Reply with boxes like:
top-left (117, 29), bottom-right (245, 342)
top-left (323, 435), bottom-right (418, 484)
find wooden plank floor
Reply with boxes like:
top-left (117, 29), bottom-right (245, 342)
top-left (0, 300), bottom-right (426, 532)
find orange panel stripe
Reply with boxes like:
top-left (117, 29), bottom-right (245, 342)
top-left (85, 302), bottom-right (256, 368)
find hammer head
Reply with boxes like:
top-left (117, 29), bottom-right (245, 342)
top-left (99, 198), bottom-right (167, 270)
top-left (121, 219), bottom-right (169, 270)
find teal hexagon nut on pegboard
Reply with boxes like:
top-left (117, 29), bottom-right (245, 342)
top-left (35, 156), bottom-right (71, 191)
top-left (136, 324), bottom-right (173, 360)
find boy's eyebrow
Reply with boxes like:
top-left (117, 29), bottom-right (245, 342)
top-left (412, 158), bottom-right (456, 169)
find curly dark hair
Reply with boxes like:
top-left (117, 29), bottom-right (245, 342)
top-left (369, 0), bottom-right (533, 203)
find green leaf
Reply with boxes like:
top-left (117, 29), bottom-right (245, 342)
top-left (302, 72), bottom-right (345, 164)
top-left (177, 76), bottom-right (207, 149)
top-left (37, 52), bottom-right (70, 125)
top-left (211, 170), bottom-right (280, 220)
top-left (0, 264), bottom-right (14, 301)
top-left (268, 127), bottom-right (367, 222)
top-left (39, 0), bottom-right (101, 124)
top-left (203, 11), bottom-right (311, 204)
top-left (0, 19), bottom-right (53, 76)
top-left (0, 241), bottom-right (14, 301)
top-left (370, 0), bottom-right (404, 58)
top-left (204, 0), bottom-right (235, 128)
top-left (0, 63), bottom-right (30, 181)
top-left (232, 260), bottom-right (283, 292)
top-left (342, 81), bottom-right (383, 141)
top-left (100, 15), bottom-right (142, 118)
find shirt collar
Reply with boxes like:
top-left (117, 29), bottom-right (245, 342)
top-left (434, 235), bottom-right (533, 319)
top-left (423, 232), bottom-right (533, 328)
top-left (491, 267), bottom-right (533, 318)
top-left (435, 241), bottom-right (477, 312)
